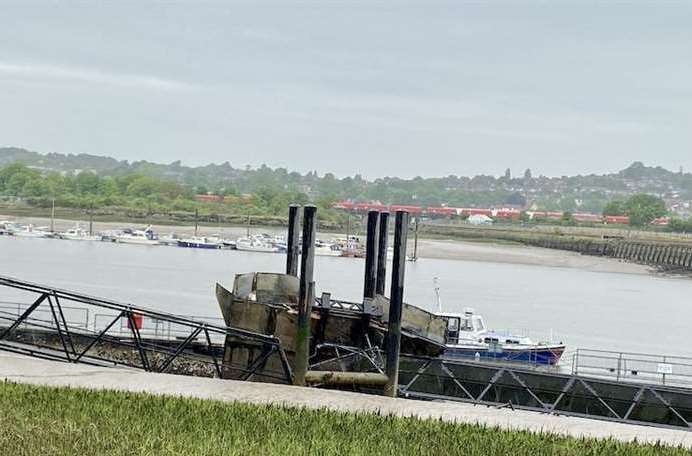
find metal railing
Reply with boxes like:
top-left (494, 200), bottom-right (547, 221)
top-left (92, 312), bottom-right (227, 344)
top-left (0, 301), bottom-right (89, 330)
top-left (572, 348), bottom-right (692, 388)
top-left (0, 300), bottom-right (227, 344)
top-left (0, 275), bottom-right (293, 384)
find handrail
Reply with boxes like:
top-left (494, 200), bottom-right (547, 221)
top-left (0, 275), bottom-right (293, 384)
top-left (572, 348), bottom-right (692, 388)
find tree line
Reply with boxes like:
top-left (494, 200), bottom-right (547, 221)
top-left (0, 162), bottom-right (345, 224)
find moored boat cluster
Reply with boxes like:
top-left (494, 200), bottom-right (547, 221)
top-left (0, 220), bottom-right (365, 257)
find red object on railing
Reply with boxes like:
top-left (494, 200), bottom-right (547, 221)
top-left (127, 312), bottom-right (143, 330)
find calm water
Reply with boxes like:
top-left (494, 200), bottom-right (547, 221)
top-left (1, 236), bottom-right (691, 357)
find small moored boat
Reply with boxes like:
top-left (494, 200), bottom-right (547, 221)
top-left (315, 240), bottom-right (342, 257)
top-left (177, 236), bottom-right (222, 249)
top-left (115, 225), bottom-right (159, 245)
top-left (58, 224), bottom-right (101, 241)
top-left (440, 309), bottom-right (565, 366)
top-left (8, 224), bottom-right (51, 238)
top-left (235, 234), bottom-right (285, 253)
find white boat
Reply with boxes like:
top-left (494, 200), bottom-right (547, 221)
top-left (222, 239), bottom-right (237, 250)
top-left (235, 234), bottom-right (284, 253)
top-left (58, 224), bottom-right (101, 241)
top-left (115, 225), bottom-right (159, 245)
top-left (8, 224), bottom-right (51, 238)
top-left (157, 233), bottom-right (181, 246)
top-left (315, 240), bottom-right (342, 257)
top-left (0, 221), bottom-right (13, 236)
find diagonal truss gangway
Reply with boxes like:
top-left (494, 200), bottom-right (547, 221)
top-left (0, 275), bottom-right (293, 384)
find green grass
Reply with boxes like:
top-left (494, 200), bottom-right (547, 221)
top-left (0, 381), bottom-right (687, 456)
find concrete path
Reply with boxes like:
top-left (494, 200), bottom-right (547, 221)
top-left (1, 352), bottom-right (691, 448)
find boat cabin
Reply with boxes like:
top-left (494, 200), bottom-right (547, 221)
top-left (439, 309), bottom-right (486, 345)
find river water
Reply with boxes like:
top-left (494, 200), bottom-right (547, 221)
top-left (1, 236), bottom-right (691, 358)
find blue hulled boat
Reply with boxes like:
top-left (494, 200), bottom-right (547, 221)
top-left (177, 237), bottom-right (222, 249)
top-left (439, 309), bottom-right (565, 366)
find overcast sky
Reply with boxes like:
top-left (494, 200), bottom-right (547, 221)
top-left (1, 1), bottom-right (690, 178)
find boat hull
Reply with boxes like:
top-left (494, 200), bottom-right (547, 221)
top-left (443, 345), bottom-right (565, 366)
top-left (116, 238), bottom-right (159, 245)
top-left (235, 244), bottom-right (280, 253)
top-left (59, 234), bottom-right (101, 241)
top-left (177, 240), bottom-right (221, 249)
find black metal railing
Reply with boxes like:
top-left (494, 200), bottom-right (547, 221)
top-left (0, 275), bottom-right (293, 384)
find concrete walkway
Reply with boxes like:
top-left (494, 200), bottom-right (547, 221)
top-left (1, 352), bottom-right (691, 448)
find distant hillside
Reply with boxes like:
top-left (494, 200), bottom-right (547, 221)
top-left (2, 147), bottom-right (692, 214)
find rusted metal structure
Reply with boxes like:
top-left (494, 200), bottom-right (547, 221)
top-left (217, 206), bottom-right (415, 390)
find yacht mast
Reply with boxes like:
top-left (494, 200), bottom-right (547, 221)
top-left (434, 277), bottom-right (442, 313)
top-left (413, 217), bottom-right (419, 260)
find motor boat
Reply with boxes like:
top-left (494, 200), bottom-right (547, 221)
top-left (0, 221), bottom-right (13, 236)
top-left (235, 234), bottom-right (284, 253)
top-left (7, 223), bottom-right (51, 238)
top-left (58, 224), bottom-right (101, 241)
top-left (157, 233), bottom-right (181, 246)
top-left (315, 239), bottom-right (342, 257)
top-left (177, 236), bottom-right (222, 249)
top-left (440, 309), bottom-right (565, 366)
top-left (115, 225), bottom-right (159, 245)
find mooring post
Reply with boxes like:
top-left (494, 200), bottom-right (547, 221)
top-left (193, 208), bottom-right (198, 237)
top-left (363, 211), bottom-right (380, 300)
top-left (88, 204), bottom-right (94, 237)
top-left (384, 210), bottom-right (409, 397)
top-left (294, 204), bottom-right (316, 386)
top-left (376, 212), bottom-right (389, 296)
top-left (286, 204), bottom-right (301, 276)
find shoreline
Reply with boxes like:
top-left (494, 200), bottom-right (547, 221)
top-left (2, 213), bottom-right (653, 276)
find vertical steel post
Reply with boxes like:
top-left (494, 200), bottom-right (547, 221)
top-left (89, 208), bottom-right (94, 237)
top-left (363, 211), bottom-right (380, 300)
top-left (294, 205), bottom-right (316, 386)
top-left (286, 204), bottom-right (301, 276)
top-left (50, 198), bottom-right (55, 233)
top-left (384, 210), bottom-right (409, 397)
top-left (194, 208), bottom-right (199, 237)
top-left (376, 212), bottom-right (389, 296)
top-left (413, 217), bottom-right (419, 260)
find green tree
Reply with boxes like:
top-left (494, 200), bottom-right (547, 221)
top-left (74, 171), bottom-right (100, 195)
top-left (561, 211), bottom-right (575, 225)
top-left (602, 200), bottom-right (625, 216)
top-left (623, 193), bottom-right (667, 226)
top-left (669, 218), bottom-right (692, 233)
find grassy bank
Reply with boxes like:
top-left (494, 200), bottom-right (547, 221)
top-left (0, 381), bottom-right (686, 455)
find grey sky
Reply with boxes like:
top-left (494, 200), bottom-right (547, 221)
top-left (1, 1), bottom-right (690, 178)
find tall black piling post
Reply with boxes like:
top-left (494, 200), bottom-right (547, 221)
top-left (376, 212), bottom-right (389, 296)
top-left (384, 210), bottom-right (409, 397)
top-left (286, 204), bottom-right (301, 277)
top-left (294, 205), bottom-right (316, 386)
top-left (363, 211), bottom-right (380, 300)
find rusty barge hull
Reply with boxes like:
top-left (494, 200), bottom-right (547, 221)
top-left (215, 272), bottom-right (446, 380)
